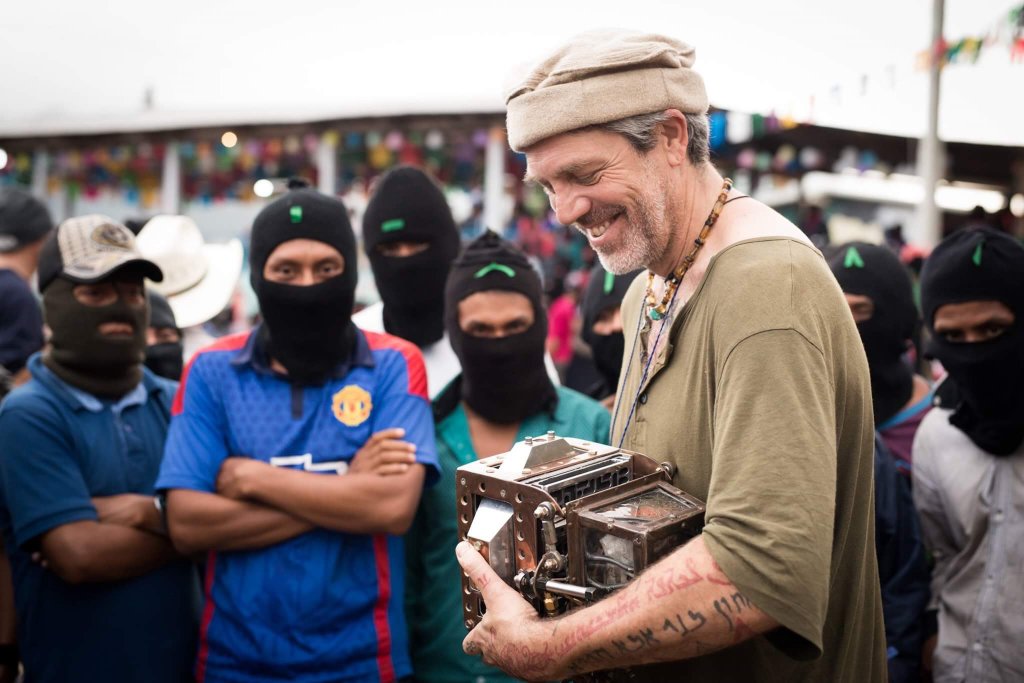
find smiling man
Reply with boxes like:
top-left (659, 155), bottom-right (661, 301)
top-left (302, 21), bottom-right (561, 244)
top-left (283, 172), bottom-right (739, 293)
top-left (0, 215), bottom-right (200, 682)
top-left (912, 227), bottom-right (1024, 682)
top-left (156, 180), bottom-right (438, 683)
top-left (456, 30), bottom-right (886, 681)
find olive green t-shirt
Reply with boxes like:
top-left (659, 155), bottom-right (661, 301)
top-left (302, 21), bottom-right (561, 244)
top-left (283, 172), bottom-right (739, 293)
top-left (610, 237), bottom-right (887, 682)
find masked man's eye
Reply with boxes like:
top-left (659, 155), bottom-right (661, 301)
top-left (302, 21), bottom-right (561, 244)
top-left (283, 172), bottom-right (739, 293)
top-left (318, 261), bottom-right (342, 277)
top-left (979, 324), bottom-right (1008, 340)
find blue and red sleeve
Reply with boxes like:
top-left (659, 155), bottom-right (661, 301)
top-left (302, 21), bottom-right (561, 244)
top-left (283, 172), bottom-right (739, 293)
top-left (365, 332), bottom-right (439, 487)
top-left (156, 336), bottom-right (248, 493)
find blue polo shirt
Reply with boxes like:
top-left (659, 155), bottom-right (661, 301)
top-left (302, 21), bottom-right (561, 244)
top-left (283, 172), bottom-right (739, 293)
top-left (0, 269), bottom-right (43, 375)
top-left (0, 355), bottom-right (201, 683)
top-left (156, 325), bottom-right (438, 683)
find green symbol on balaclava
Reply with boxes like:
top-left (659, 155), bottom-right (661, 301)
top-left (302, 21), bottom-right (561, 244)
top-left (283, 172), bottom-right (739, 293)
top-left (603, 271), bottom-right (615, 294)
top-left (474, 262), bottom-right (516, 279)
top-left (381, 218), bottom-right (405, 233)
top-left (844, 246), bottom-right (865, 269)
top-left (972, 240), bottom-right (984, 267)
top-left (290, 206), bottom-right (303, 224)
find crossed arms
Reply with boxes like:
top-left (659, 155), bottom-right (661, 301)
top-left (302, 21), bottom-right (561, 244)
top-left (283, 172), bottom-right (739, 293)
top-left (36, 429), bottom-right (421, 580)
top-left (165, 428), bottom-right (425, 555)
top-left (38, 494), bottom-right (175, 584)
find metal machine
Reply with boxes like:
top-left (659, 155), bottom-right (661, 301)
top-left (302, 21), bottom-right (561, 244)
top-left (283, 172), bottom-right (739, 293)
top-left (457, 432), bottom-right (705, 629)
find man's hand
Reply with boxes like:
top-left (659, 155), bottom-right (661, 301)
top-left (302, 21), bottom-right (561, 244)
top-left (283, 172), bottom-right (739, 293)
top-left (458, 535), bottom-right (778, 679)
top-left (456, 541), bottom-right (558, 681)
top-left (350, 428), bottom-right (417, 476)
top-left (216, 457), bottom-right (268, 500)
top-left (92, 494), bottom-right (163, 535)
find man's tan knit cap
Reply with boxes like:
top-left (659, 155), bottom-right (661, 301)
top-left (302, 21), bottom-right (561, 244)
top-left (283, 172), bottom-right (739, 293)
top-left (505, 29), bottom-right (708, 152)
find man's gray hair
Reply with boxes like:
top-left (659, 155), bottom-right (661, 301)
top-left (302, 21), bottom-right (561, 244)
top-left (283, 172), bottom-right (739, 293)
top-left (597, 111), bottom-right (711, 166)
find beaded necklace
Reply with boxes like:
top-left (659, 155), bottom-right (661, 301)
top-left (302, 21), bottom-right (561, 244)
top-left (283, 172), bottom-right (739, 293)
top-left (611, 177), bottom-right (735, 447)
top-left (644, 178), bottom-right (733, 321)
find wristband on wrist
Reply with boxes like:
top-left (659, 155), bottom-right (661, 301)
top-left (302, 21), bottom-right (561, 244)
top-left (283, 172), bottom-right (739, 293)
top-left (153, 493), bottom-right (169, 536)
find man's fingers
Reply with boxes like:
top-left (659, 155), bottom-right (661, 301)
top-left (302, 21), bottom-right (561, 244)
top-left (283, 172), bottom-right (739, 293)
top-left (368, 428), bottom-right (406, 445)
top-left (378, 440), bottom-right (416, 453)
top-left (374, 463), bottom-right (411, 476)
top-left (375, 444), bottom-right (417, 462)
top-left (456, 541), bottom-right (510, 600)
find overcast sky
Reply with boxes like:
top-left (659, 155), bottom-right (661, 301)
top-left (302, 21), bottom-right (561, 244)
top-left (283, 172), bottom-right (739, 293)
top-left (1, 0), bottom-right (1020, 144)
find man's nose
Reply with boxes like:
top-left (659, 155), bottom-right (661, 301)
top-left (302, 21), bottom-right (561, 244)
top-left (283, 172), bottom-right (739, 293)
top-left (551, 188), bottom-right (591, 227)
top-left (296, 269), bottom-right (317, 286)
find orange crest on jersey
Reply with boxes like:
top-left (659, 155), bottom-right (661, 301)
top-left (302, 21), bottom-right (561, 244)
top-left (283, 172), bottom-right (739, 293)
top-left (331, 385), bottom-right (372, 427)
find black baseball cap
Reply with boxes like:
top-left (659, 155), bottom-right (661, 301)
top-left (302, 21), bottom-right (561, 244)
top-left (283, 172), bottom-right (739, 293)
top-left (0, 187), bottom-right (54, 253)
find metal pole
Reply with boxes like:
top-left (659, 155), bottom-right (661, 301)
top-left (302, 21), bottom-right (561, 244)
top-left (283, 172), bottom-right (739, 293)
top-left (161, 141), bottom-right (181, 214)
top-left (914, 0), bottom-right (945, 247)
top-left (316, 133), bottom-right (338, 196)
top-left (31, 148), bottom-right (48, 199)
top-left (482, 127), bottom-right (507, 233)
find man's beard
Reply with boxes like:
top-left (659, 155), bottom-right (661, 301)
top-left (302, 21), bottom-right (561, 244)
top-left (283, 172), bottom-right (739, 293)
top-left (575, 176), bottom-right (669, 275)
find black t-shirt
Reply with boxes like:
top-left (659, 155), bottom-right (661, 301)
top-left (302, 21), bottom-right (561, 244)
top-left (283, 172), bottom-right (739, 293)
top-left (0, 269), bottom-right (43, 374)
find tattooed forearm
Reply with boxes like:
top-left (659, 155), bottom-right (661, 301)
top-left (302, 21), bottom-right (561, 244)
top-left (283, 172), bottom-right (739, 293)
top-left (662, 609), bottom-right (707, 638)
top-left (551, 591), bottom-right (641, 657)
top-left (471, 536), bottom-right (778, 680)
top-left (645, 557), bottom-right (704, 599)
top-left (713, 591), bottom-right (754, 631)
top-left (565, 590), bottom-right (757, 675)
top-left (567, 626), bottom-right (664, 674)
top-left (567, 607), bottom-right (713, 673)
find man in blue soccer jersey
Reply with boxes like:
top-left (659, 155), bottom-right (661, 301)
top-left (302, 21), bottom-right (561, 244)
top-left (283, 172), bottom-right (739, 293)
top-left (156, 180), bottom-right (439, 683)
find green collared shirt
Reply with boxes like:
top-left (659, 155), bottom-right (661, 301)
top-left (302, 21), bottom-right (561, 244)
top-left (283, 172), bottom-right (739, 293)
top-left (405, 384), bottom-right (611, 683)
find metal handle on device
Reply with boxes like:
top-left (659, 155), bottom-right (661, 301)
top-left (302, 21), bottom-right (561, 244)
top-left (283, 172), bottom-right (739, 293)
top-left (540, 580), bottom-right (600, 602)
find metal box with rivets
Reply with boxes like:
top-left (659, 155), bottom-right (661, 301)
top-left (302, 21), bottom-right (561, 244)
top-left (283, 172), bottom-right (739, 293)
top-left (456, 432), bottom-right (705, 629)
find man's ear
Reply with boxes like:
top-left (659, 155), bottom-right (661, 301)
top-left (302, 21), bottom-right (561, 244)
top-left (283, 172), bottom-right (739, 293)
top-left (657, 109), bottom-right (690, 168)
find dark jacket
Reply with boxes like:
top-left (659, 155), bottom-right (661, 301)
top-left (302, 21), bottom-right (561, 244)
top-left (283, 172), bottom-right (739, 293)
top-left (874, 434), bottom-right (930, 683)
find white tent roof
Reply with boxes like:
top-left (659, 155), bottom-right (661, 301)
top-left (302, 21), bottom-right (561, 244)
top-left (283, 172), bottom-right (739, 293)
top-left (2, 0), bottom-right (1021, 146)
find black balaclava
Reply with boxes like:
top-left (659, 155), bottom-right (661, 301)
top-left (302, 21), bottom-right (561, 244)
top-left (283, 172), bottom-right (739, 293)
top-left (580, 264), bottom-right (642, 395)
top-left (920, 227), bottom-right (1024, 455)
top-left (43, 274), bottom-right (149, 398)
top-left (362, 166), bottom-right (460, 348)
top-left (249, 179), bottom-right (358, 386)
top-left (829, 243), bottom-right (919, 424)
top-left (145, 290), bottom-right (184, 381)
top-left (444, 230), bottom-right (556, 424)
